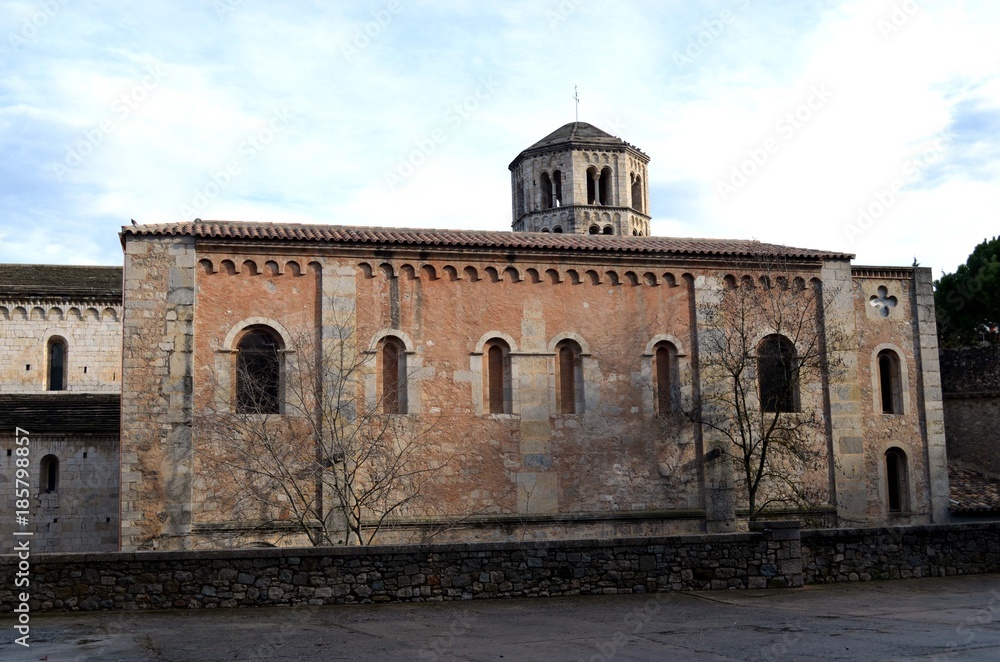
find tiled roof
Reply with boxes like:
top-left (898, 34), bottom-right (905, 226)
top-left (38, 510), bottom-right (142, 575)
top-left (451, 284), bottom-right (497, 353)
top-left (949, 465), bottom-right (1000, 513)
top-left (525, 122), bottom-right (628, 151)
top-left (0, 264), bottom-right (122, 300)
top-left (0, 393), bottom-right (120, 434)
top-left (509, 121), bottom-right (647, 168)
top-left (121, 221), bottom-right (853, 261)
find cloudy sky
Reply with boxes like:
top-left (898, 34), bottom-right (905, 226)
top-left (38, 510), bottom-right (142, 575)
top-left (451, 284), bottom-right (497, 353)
top-left (1, 1), bottom-right (997, 275)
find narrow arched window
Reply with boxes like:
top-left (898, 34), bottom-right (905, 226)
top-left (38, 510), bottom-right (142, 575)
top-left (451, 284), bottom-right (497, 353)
top-left (885, 448), bottom-right (909, 513)
top-left (878, 350), bottom-right (902, 414)
top-left (380, 336), bottom-right (407, 414)
top-left (586, 166), bottom-right (598, 205)
top-left (654, 341), bottom-right (678, 417)
top-left (484, 339), bottom-right (512, 414)
top-left (758, 335), bottom-right (798, 413)
top-left (47, 337), bottom-right (67, 391)
top-left (516, 181), bottom-right (525, 216)
top-left (631, 174), bottom-right (643, 213)
top-left (553, 170), bottom-right (563, 207)
top-left (540, 172), bottom-right (553, 210)
top-left (599, 167), bottom-right (613, 206)
top-left (555, 339), bottom-right (583, 414)
top-left (40, 455), bottom-right (59, 493)
top-left (236, 328), bottom-right (281, 414)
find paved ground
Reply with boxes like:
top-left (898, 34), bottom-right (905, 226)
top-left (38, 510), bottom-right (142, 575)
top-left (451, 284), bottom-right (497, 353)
top-left (3, 574), bottom-right (1000, 661)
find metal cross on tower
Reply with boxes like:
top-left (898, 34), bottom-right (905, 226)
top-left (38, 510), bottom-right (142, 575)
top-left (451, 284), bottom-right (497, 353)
top-left (573, 85), bottom-right (580, 122)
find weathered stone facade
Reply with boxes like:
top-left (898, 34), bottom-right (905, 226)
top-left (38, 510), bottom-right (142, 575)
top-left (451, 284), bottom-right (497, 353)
top-left (0, 265), bottom-right (122, 553)
top-left (941, 345), bottom-right (1000, 475)
top-left (509, 122), bottom-right (651, 236)
top-left (0, 265), bottom-right (122, 393)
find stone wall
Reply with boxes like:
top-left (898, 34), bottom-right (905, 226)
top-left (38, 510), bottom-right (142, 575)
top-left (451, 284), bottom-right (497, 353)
top-left (0, 523), bottom-right (802, 612)
top-left (119, 235), bottom-right (196, 550)
top-left (0, 299), bottom-right (121, 393)
top-left (801, 522), bottom-right (1000, 583)
top-left (5, 522), bottom-right (999, 613)
top-left (0, 434), bottom-right (118, 554)
top-left (941, 345), bottom-right (1000, 474)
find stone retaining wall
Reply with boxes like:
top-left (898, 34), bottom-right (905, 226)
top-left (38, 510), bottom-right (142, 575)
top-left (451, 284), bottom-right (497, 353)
top-left (801, 523), bottom-right (1000, 583)
top-left (940, 345), bottom-right (1000, 473)
top-left (0, 522), bottom-right (801, 612)
top-left (4, 522), bottom-right (999, 613)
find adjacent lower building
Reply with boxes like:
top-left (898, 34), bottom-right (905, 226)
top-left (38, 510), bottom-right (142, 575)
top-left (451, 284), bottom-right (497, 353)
top-left (0, 265), bottom-right (121, 553)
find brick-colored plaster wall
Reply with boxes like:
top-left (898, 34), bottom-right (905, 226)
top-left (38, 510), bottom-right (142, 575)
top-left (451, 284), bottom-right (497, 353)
top-left (118, 233), bottom-right (948, 550)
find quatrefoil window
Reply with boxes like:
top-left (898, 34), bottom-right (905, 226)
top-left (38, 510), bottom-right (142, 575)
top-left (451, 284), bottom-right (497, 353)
top-left (869, 286), bottom-right (898, 318)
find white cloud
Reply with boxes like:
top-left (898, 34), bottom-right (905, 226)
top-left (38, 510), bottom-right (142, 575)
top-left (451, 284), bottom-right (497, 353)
top-left (0, 0), bottom-right (997, 275)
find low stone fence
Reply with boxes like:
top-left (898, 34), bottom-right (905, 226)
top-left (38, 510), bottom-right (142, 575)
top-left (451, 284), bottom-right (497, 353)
top-left (801, 522), bottom-right (1000, 583)
top-left (0, 522), bottom-right (801, 612)
top-left (4, 521), bottom-right (999, 613)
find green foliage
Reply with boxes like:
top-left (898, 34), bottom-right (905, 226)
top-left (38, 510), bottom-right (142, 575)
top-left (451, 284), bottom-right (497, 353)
top-left (935, 236), bottom-right (1000, 347)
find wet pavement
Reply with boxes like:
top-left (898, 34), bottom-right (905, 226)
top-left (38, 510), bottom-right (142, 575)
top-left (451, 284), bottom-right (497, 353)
top-left (3, 573), bottom-right (1000, 661)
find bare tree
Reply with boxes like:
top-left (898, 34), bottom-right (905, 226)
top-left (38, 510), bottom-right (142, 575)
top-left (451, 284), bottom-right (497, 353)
top-left (689, 254), bottom-right (844, 523)
top-left (201, 309), bottom-right (447, 546)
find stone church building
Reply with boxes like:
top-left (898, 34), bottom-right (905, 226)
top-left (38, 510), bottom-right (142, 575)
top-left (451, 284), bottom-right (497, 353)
top-left (2, 122), bottom-right (951, 552)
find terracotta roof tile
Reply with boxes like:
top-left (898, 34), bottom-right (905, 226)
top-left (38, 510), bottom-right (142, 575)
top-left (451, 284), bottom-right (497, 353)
top-left (950, 465), bottom-right (1000, 513)
top-left (121, 221), bottom-right (853, 261)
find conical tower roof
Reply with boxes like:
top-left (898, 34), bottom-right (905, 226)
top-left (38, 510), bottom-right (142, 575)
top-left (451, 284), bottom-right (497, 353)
top-left (509, 122), bottom-right (646, 170)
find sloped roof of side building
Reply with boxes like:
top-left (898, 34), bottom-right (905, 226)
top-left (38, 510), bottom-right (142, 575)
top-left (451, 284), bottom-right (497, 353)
top-left (0, 264), bottom-right (122, 300)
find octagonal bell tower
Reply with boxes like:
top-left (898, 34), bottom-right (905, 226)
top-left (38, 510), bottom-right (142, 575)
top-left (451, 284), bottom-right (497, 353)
top-left (509, 122), bottom-right (650, 236)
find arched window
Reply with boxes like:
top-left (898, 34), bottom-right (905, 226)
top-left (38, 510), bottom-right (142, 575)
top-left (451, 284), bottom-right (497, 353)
top-left (599, 167), bottom-right (613, 206)
top-left (555, 339), bottom-right (583, 414)
top-left (586, 166), bottom-right (598, 205)
top-left (589, 225), bottom-right (600, 234)
top-left (540, 172), bottom-right (553, 210)
top-left (631, 174), bottom-right (643, 213)
top-left (380, 336), bottom-right (407, 414)
top-left (553, 170), bottom-right (563, 207)
top-left (877, 350), bottom-right (902, 414)
top-left (40, 455), bottom-right (59, 493)
top-left (885, 448), bottom-right (909, 513)
top-left (653, 341), bottom-right (678, 417)
top-left (516, 181), bottom-right (525, 216)
top-left (484, 339), bottom-right (512, 415)
top-left (758, 335), bottom-right (798, 413)
top-left (552, 226), bottom-right (563, 233)
top-left (602, 225), bottom-right (613, 235)
top-left (236, 328), bottom-right (281, 414)
top-left (47, 337), bottom-right (67, 391)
